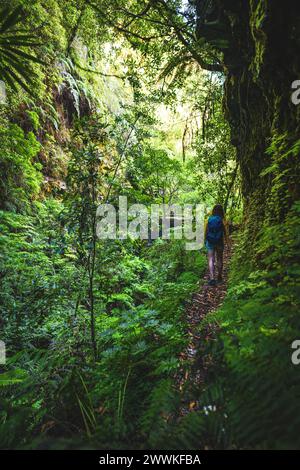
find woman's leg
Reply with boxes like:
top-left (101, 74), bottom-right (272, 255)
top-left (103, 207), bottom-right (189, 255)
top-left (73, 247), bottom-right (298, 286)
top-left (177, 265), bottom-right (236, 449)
top-left (216, 245), bottom-right (224, 280)
top-left (208, 249), bottom-right (215, 280)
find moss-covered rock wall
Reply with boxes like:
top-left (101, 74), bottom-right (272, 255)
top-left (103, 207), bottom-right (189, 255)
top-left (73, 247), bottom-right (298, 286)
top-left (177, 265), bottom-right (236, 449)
top-left (198, 0), bottom-right (300, 269)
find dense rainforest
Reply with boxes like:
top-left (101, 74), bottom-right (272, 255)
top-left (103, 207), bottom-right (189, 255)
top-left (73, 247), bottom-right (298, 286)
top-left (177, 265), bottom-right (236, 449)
top-left (0, 0), bottom-right (299, 451)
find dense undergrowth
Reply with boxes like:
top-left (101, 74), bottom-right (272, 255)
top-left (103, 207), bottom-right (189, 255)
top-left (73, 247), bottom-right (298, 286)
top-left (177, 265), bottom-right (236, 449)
top-left (0, 201), bottom-right (206, 449)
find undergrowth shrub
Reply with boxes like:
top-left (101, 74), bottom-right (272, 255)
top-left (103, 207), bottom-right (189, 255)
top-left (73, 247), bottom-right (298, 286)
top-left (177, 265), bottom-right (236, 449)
top-left (0, 198), bottom-right (206, 449)
top-left (0, 121), bottom-right (42, 211)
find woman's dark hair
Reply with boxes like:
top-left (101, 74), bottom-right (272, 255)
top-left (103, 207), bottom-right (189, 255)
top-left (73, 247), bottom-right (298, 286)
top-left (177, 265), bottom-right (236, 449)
top-left (212, 204), bottom-right (225, 219)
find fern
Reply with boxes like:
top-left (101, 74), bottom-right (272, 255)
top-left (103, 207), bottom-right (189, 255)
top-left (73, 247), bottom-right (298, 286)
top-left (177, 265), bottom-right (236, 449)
top-left (0, 4), bottom-right (43, 95)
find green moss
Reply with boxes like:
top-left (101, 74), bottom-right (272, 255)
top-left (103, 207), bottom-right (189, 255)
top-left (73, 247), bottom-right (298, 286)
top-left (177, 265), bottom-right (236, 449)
top-left (26, 110), bottom-right (40, 131)
top-left (249, 0), bottom-right (268, 79)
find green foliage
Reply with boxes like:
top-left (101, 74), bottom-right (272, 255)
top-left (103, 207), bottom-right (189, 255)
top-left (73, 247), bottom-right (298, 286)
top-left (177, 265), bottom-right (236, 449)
top-left (25, 110), bottom-right (40, 131)
top-left (0, 3), bottom-right (43, 94)
top-left (0, 368), bottom-right (27, 386)
top-left (0, 220), bottom-right (206, 448)
top-left (0, 122), bottom-right (42, 210)
top-left (0, 104), bottom-right (206, 447)
top-left (0, 202), bottom-right (81, 351)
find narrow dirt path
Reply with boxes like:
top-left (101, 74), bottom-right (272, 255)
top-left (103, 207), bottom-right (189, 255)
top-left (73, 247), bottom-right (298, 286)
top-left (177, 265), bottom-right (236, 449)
top-left (177, 242), bottom-right (232, 414)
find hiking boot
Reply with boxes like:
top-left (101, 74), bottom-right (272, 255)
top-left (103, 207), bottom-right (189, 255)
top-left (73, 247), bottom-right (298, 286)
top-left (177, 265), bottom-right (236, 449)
top-left (208, 279), bottom-right (217, 286)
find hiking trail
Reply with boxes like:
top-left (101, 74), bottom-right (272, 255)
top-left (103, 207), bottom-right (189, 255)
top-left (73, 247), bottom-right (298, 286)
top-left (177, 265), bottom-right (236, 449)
top-left (178, 241), bottom-right (233, 414)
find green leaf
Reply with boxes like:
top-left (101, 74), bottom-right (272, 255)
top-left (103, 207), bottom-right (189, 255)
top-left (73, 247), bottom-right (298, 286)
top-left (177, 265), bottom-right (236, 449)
top-left (4, 67), bottom-right (33, 95)
top-left (0, 65), bottom-right (18, 91)
top-left (0, 6), bottom-right (23, 33)
top-left (0, 52), bottom-right (36, 85)
top-left (0, 46), bottom-right (44, 65)
top-left (0, 39), bottom-right (42, 47)
top-left (0, 369), bottom-right (28, 386)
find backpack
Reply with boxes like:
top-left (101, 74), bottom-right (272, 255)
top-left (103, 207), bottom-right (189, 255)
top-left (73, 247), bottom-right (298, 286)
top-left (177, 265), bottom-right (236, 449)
top-left (206, 215), bottom-right (223, 245)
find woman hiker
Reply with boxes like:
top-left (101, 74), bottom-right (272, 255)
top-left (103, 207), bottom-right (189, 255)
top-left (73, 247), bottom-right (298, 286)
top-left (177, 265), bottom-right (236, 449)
top-left (204, 204), bottom-right (230, 286)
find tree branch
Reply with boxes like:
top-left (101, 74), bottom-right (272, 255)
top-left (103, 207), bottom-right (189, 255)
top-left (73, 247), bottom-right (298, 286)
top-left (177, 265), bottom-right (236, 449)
top-left (156, 0), bottom-right (223, 72)
top-left (87, 0), bottom-right (165, 42)
top-left (74, 60), bottom-right (128, 80)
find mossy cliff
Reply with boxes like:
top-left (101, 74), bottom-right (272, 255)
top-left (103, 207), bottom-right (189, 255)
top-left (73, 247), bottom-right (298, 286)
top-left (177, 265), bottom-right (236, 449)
top-left (198, 0), bottom-right (300, 271)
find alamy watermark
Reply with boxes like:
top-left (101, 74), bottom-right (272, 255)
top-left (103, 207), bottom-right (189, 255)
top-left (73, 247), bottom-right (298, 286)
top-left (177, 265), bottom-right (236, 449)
top-left (291, 340), bottom-right (300, 365)
top-left (0, 80), bottom-right (6, 104)
top-left (96, 196), bottom-right (205, 251)
top-left (291, 80), bottom-right (300, 105)
top-left (0, 340), bottom-right (6, 364)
